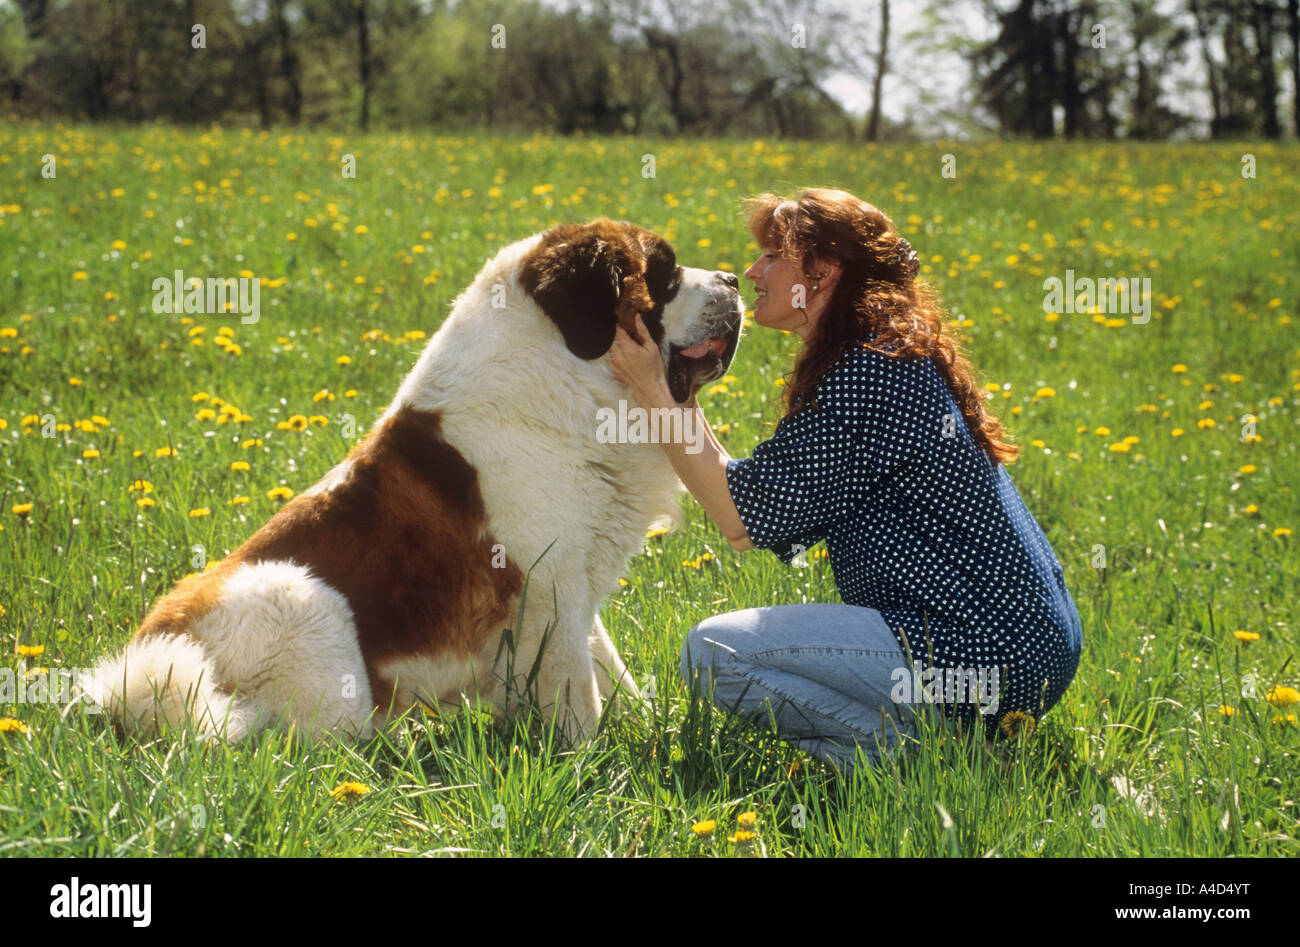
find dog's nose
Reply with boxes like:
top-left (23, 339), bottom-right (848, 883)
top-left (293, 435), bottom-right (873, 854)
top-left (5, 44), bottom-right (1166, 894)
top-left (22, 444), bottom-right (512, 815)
top-left (716, 271), bottom-right (740, 289)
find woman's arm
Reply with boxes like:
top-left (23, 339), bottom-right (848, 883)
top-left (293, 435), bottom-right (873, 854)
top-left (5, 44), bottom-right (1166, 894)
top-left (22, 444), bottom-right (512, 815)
top-left (638, 383), bottom-right (754, 551)
top-left (608, 313), bottom-right (754, 551)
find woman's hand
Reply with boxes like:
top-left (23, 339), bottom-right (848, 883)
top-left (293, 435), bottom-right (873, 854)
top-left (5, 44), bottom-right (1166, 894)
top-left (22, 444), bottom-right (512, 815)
top-left (609, 312), bottom-right (673, 407)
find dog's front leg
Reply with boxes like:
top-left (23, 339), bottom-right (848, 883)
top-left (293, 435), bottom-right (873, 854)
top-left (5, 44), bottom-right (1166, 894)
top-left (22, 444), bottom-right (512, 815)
top-left (533, 621), bottom-right (602, 746)
top-left (589, 613), bottom-right (643, 711)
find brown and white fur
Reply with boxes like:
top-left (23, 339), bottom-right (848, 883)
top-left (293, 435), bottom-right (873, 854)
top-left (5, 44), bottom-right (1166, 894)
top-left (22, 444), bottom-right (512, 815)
top-left (86, 219), bottom-right (743, 746)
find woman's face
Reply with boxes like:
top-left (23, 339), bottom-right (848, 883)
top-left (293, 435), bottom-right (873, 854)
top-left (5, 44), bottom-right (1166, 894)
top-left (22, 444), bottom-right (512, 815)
top-left (744, 244), bottom-right (835, 340)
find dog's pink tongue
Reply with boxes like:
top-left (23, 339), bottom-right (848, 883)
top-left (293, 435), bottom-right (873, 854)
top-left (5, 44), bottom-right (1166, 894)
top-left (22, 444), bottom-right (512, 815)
top-left (679, 337), bottom-right (726, 359)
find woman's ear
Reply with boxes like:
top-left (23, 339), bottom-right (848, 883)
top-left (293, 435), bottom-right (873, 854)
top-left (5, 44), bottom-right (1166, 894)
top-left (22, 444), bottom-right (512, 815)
top-left (810, 257), bottom-right (843, 294)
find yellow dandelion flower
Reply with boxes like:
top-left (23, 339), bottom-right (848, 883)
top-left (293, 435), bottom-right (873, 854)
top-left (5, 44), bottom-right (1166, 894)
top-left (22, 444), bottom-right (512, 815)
top-left (82, 449), bottom-right (100, 459)
top-left (1218, 705), bottom-right (1235, 717)
top-left (736, 811), bottom-right (757, 827)
top-left (1266, 685), bottom-right (1300, 706)
top-left (1171, 364), bottom-right (1187, 373)
top-left (691, 819), bottom-right (716, 836)
top-left (336, 355), bottom-right (352, 365)
top-left (230, 461), bottom-right (250, 472)
top-left (1274, 527), bottom-right (1293, 538)
top-left (313, 389), bottom-right (334, 403)
top-left (329, 781), bottom-right (370, 801)
top-left (128, 479), bottom-right (153, 493)
top-left (188, 508), bottom-right (211, 518)
top-left (230, 496), bottom-right (250, 505)
top-left (1272, 713), bottom-right (1298, 726)
top-left (72, 271), bottom-right (88, 281)
top-left (998, 710), bottom-right (1036, 739)
top-left (1094, 427), bottom-right (1111, 436)
top-left (0, 718), bottom-right (29, 735)
top-left (1238, 465), bottom-right (1256, 474)
top-left (155, 446), bottom-right (177, 458)
top-left (1233, 630), bottom-right (1259, 642)
top-left (268, 486), bottom-right (294, 501)
top-left (645, 526), bottom-right (669, 539)
top-left (308, 415), bottom-right (328, 427)
top-left (344, 389), bottom-right (358, 398)
top-left (12, 502), bottom-right (33, 516)
top-left (136, 497), bottom-right (156, 509)
top-left (727, 830), bottom-right (757, 844)
top-left (14, 644), bottom-right (44, 657)
top-left (1034, 387), bottom-right (1056, 399)
top-left (1171, 428), bottom-right (1185, 437)
top-left (68, 377), bottom-right (83, 386)
top-left (354, 225), bottom-right (368, 235)
top-left (195, 408), bottom-right (216, 421)
top-left (1108, 443), bottom-right (1130, 453)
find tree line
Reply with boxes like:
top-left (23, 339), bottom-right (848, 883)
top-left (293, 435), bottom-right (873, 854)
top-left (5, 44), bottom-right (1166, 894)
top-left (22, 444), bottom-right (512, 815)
top-left (1, 0), bottom-right (1295, 139)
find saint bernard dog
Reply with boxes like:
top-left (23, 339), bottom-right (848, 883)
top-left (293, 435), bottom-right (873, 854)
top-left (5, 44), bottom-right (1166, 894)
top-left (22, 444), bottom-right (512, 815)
top-left (87, 219), bottom-right (743, 746)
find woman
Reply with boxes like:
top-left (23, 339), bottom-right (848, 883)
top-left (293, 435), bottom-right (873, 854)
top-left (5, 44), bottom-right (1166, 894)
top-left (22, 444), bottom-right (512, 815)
top-left (608, 187), bottom-right (1082, 771)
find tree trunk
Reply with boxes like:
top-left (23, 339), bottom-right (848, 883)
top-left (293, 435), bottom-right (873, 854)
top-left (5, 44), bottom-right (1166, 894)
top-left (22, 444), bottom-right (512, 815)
top-left (1289, 0), bottom-right (1299, 136)
top-left (1060, 5), bottom-right (1082, 137)
top-left (1189, 0), bottom-right (1223, 136)
top-left (867, 0), bottom-right (889, 141)
top-left (273, 0), bottom-right (302, 124)
top-left (357, 0), bottom-right (371, 131)
top-left (245, 35), bottom-right (271, 129)
top-left (1250, 0), bottom-right (1280, 138)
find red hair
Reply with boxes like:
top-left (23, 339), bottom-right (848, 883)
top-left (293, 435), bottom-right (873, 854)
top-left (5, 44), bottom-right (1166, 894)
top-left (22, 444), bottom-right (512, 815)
top-left (744, 187), bottom-right (1020, 466)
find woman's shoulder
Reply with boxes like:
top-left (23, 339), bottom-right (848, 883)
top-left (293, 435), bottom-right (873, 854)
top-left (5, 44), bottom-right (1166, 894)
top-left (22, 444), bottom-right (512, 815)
top-left (822, 337), bottom-right (939, 390)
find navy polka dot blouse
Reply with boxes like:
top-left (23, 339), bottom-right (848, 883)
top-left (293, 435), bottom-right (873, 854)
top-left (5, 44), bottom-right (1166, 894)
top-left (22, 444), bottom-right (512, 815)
top-left (725, 340), bottom-right (1084, 737)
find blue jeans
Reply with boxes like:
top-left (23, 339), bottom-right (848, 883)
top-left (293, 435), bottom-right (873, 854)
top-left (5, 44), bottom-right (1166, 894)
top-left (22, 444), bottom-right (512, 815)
top-left (680, 603), bottom-right (920, 771)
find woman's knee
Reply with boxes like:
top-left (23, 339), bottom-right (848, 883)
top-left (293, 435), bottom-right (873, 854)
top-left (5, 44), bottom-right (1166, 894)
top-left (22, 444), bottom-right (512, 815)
top-left (679, 612), bottom-right (755, 688)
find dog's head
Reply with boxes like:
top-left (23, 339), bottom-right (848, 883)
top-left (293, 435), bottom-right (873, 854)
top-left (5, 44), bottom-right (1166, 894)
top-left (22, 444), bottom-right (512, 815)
top-left (519, 218), bottom-right (743, 403)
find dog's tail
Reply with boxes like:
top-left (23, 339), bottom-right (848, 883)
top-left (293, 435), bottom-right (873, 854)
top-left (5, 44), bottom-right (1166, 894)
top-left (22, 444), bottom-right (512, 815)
top-left (83, 634), bottom-right (257, 741)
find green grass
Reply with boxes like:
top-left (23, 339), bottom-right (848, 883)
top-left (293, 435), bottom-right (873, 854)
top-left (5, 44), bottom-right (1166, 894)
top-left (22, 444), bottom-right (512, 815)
top-left (0, 124), bottom-right (1297, 856)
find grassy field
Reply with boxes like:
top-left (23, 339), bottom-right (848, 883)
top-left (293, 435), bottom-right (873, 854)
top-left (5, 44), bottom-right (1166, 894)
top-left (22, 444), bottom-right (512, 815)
top-left (0, 123), bottom-right (1296, 856)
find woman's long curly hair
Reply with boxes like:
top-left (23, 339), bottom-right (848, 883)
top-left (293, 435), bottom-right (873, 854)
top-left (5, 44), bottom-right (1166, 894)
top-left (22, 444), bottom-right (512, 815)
top-left (744, 187), bottom-right (1020, 466)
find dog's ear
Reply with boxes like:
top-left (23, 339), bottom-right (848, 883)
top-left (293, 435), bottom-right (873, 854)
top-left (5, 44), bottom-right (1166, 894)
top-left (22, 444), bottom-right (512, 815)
top-left (520, 219), bottom-right (653, 360)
